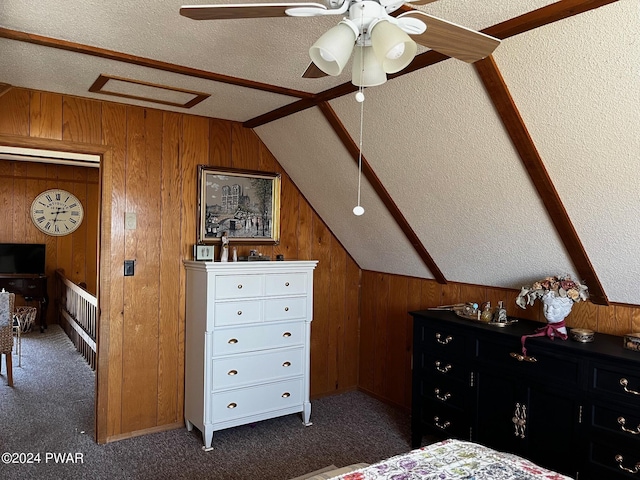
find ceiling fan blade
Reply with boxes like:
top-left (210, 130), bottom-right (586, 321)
top-left (180, 3), bottom-right (327, 20)
top-left (404, 0), bottom-right (439, 5)
top-left (398, 11), bottom-right (500, 63)
top-left (302, 62), bottom-right (328, 79)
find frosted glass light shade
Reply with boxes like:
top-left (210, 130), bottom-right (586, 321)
top-left (351, 46), bottom-right (387, 87)
top-left (370, 20), bottom-right (417, 74)
top-left (309, 22), bottom-right (357, 76)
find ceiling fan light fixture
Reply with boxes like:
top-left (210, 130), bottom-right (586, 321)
top-left (352, 45), bottom-right (386, 87)
top-left (370, 20), bottom-right (417, 74)
top-left (309, 19), bottom-right (359, 76)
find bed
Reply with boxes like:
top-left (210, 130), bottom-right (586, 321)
top-left (324, 439), bottom-right (572, 480)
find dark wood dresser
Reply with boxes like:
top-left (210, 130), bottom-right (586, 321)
top-left (0, 274), bottom-right (48, 332)
top-left (410, 309), bottom-right (640, 480)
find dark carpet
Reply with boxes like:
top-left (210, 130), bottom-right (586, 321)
top-left (0, 325), bottom-right (436, 479)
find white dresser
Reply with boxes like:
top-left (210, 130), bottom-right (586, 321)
top-left (183, 260), bottom-right (318, 449)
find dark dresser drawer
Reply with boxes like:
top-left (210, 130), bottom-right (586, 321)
top-left (587, 436), bottom-right (640, 480)
top-left (417, 352), bottom-right (469, 384)
top-left (477, 338), bottom-right (581, 387)
top-left (418, 397), bottom-right (471, 440)
top-left (417, 324), bottom-right (468, 358)
top-left (419, 375), bottom-right (470, 410)
top-left (591, 361), bottom-right (640, 406)
top-left (590, 401), bottom-right (640, 440)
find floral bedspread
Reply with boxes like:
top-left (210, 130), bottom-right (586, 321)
top-left (329, 439), bottom-right (572, 480)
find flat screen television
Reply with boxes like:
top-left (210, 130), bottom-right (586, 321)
top-left (0, 243), bottom-right (46, 275)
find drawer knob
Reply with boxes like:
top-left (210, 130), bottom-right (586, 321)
top-left (282, 392), bottom-right (290, 398)
top-left (237, 284), bottom-right (243, 289)
top-left (282, 332), bottom-right (292, 338)
top-left (615, 454), bottom-right (640, 474)
top-left (227, 403), bottom-right (237, 409)
top-left (284, 307), bottom-right (289, 312)
top-left (228, 370), bottom-right (238, 376)
top-left (282, 361), bottom-right (291, 367)
top-left (434, 388), bottom-right (451, 402)
top-left (285, 282), bottom-right (290, 287)
top-left (433, 416), bottom-right (450, 430)
top-left (435, 333), bottom-right (453, 345)
top-left (510, 352), bottom-right (537, 363)
top-left (620, 378), bottom-right (640, 396)
top-left (228, 338), bottom-right (238, 344)
top-left (237, 310), bottom-right (242, 315)
top-left (434, 361), bottom-right (452, 373)
top-left (618, 417), bottom-right (640, 435)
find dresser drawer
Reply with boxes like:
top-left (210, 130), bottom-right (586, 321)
top-left (214, 300), bottom-right (262, 326)
top-left (477, 339), bottom-right (580, 387)
top-left (587, 436), bottom-right (640, 479)
top-left (212, 347), bottom-right (304, 390)
top-left (420, 376), bottom-right (470, 410)
top-left (591, 362), bottom-right (640, 406)
top-left (212, 321), bottom-right (304, 355)
top-left (417, 353), bottom-right (469, 384)
top-left (215, 274), bottom-right (264, 299)
top-left (264, 297), bottom-right (306, 322)
top-left (211, 378), bottom-right (303, 423)
top-left (419, 398), bottom-right (470, 440)
top-left (590, 402), bottom-right (640, 441)
top-left (417, 325), bottom-right (467, 358)
top-left (265, 273), bottom-right (308, 296)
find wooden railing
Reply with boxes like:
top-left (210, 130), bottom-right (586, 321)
top-left (55, 269), bottom-right (97, 370)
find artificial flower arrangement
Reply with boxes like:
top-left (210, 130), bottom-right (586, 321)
top-left (516, 274), bottom-right (589, 309)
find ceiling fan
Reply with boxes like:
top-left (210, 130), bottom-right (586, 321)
top-left (180, 0), bottom-right (500, 87)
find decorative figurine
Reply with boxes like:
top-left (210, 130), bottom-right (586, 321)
top-left (220, 232), bottom-right (229, 262)
top-left (493, 301), bottom-right (508, 323)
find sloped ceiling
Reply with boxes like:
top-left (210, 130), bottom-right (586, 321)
top-left (1, 0), bottom-right (638, 304)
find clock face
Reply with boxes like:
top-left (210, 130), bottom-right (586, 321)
top-left (30, 189), bottom-right (84, 236)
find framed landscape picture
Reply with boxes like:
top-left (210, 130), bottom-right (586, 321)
top-left (197, 166), bottom-right (281, 245)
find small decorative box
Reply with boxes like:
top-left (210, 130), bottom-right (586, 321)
top-left (571, 328), bottom-right (594, 343)
top-left (623, 333), bottom-right (640, 352)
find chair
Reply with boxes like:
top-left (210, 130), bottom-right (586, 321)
top-left (13, 306), bottom-right (37, 367)
top-left (0, 289), bottom-right (15, 386)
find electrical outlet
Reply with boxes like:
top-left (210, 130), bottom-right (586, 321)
top-left (124, 260), bottom-right (135, 276)
top-left (125, 212), bottom-right (137, 230)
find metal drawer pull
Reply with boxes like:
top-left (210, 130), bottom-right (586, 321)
top-left (433, 416), bottom-right (450, 430)
top-left (618, 417), bottom-right (640, 435)
top-left (615, 455), bottom-right (640, 474)
top-left (620, 378), bottom-right (640, 395)
top-left (434, 361), bottom-right (452, 373)
top-left (283, 332), bottom-right (292, 337)
top-left (435, 333), bottom-right (453, 345)
top-left (227, 403), bottom-right (237, 409)
top-left (434, 388), bottom-right (451, 402)
top-left (512, 403), bottom-right (527, 439)
top-left (237, 310), bottom-right (242, 315)
top-left (510, 352), bottom-right (537, 363)
top-left (284, 307), bottom-right (289, 311)
top-left (285, 282), bottom-right (290, 287)
top-left (282, 361), bottom-right (291, 367)
top-left (228, 370), bottom-right (238, 376)
top-left (228, 338), bottom-right (238, 344)
top-left (237, 284), bottom-right (243, 289)
top-left (282, 392), bottom-right (290, 398)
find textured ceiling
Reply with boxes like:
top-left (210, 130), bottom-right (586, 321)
top-left (1, 0), bottom-right (638, 304)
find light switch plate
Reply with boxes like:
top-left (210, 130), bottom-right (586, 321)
top-left (124, 260), bottom-right (135, 276)
top-left (125, 212), bottom-right (137, 230)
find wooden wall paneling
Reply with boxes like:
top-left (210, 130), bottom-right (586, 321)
top-left (343, 256), bottom-right (360, 389)
top-left (86, 178), bottom-right (99, 294)
top-left (11, 170), bottom-right (24, 242)
top-left (358, 271), bottom-right (376, 393)
top-left (406, 277), bottom-right (424, 408)
top-left (29, 91), bottom-right (63, 140)
top-left (62, 97), bottom-right (102, 144)
top-left (102, 102), bottom-right (128, 438)
top-left (0, 88), bottom-right (29, 136)
top-left (373, 272), bottom-right (390, 397)
top-left (230, 123), bottom-right (260, 171)
top-left (208, 118), bottom-right (232, 167)
top-left (297, 191), bottom-right (313, 261)
top-left (420, 278), bottom-right (442, 307)
top-left (121, 107), bottom-right (162, 432)
top-left (386, 275), bottom-right (409, 408)
top-left (0, 162), bottom-right (13, 242)
top-left (310, 214), bottom-right (332, 396)
top-left (632, 307), bottom-right (640, 333)
top-left (157, 111), bottom-right (182, 425)
top-left (328, 242), bottom-right (346, 392)
top-left (566, 298), bottom-right (598, 331)
top-left (71, 178), bottom-right (88, 286)
top-left (179, 115), bottom-right (210, 419)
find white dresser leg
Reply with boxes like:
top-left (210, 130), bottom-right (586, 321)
top-left (302, 401), bottom-right (313, 426)
top-left (185, 418), bottom-right (193, 431)
top-left (203, 427), bottom-right (214, 451)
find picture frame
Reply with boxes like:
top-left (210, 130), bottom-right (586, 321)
top-left (197, 166), bottom-right (281, 245)
top-left (194, 244), bottom-right (215, 261)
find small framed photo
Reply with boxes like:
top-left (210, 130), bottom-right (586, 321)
top-left (197, 165), bottom-right (281, 245)
top-left (194, 244), bottom-right (215, 261)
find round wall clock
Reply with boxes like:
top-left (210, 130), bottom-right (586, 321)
top-left (30, 189), bottom-right (84, 236)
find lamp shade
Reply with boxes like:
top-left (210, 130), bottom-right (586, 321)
top-left (309, 21), bottom-right (358, 76)
top-left (351, 46), bottom-right (387, 87)
top-left (370, 20), bottom-right (417, 74)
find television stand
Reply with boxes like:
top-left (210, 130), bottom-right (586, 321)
top-left (0, 274), bottom-right (48, 332)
